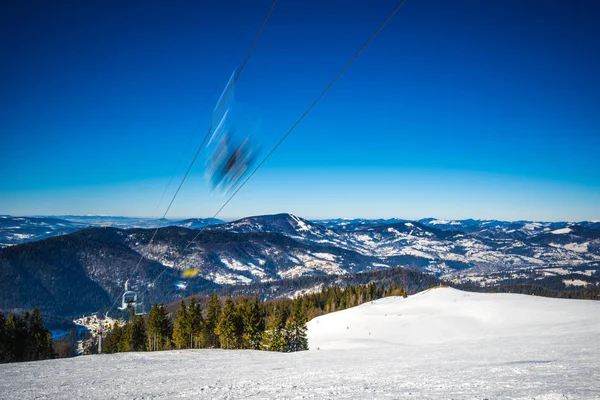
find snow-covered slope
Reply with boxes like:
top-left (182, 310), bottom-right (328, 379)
top-left (308, 287), bottom-right (600, 349)
top-left (1, 288), bottom-right (598, 399)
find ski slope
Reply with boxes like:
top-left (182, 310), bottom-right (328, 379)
top-left (1, 287), bottom-right (599, 399)
top-left (308, 286), bottom-right (600, 348)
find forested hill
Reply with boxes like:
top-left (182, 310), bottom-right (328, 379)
top-left (0, 228), bottom-right (216, 316)
top-left (1, 213), bottom-right (598, 317)
top-left (0, 226), bottom-right (431, 316)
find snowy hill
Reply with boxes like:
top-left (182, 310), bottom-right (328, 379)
top-left (212, 213), bottom-right (348, 247)
top-left (1, 287), bottom-right (598, 399)
top-left (308, 286), bottom-right (600, 349)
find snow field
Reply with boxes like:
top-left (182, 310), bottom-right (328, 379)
top-left (1, 288), bottom-right (599, 399)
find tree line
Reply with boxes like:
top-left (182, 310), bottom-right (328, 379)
top-left (103, 282), bottom-right (408, 354)
top-left (0, 308), bottom-right (55, 363)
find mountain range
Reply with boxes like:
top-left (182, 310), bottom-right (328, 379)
top-left (0, 213), bottom-right (598, 316)
top-left (0, 215), bottom-right (224, 247)
top-left (3, 214), bottom-right (599, 247)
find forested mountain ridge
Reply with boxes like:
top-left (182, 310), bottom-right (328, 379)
top-left (1, 213), bottom-right (598, 316)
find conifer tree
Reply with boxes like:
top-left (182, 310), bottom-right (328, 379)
top-left (204, 294), bottom-right (221, 348)
top-left (0, 312), bottom-right (5, 363)
top-left (260, 305), bottom-right (288, 352)
top-left (147, 303), bottom-right (160, 351)
top-left (240, 295), bottom-right (264, 349)
top-left (147, 303), bottom-right (172, 351)
top-left (285, 297), bottom-right (308, 352)
top-left (27, 308), bottom-right (54, 360)
top-left (368, 282), bottom-right (377, 301)
top-left (172, 300), bottom-right (190, 349)
top-left (124, 314), bottom-right (147, 352)
top-left (235, 296), bottom-right (249, 347)
top-left (7, 314), bottom-right (27, 361)
top-left (188, 298), bottom-right (204, 348)
top-left (104, 323), bottom-right (125, 354)
top-left (216, 296), bottom-right (238, 349)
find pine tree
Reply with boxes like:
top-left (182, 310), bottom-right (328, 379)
top-left (147, 303), bottom-right (160, 351)
top-left (0, 312), bottom-right (8, 363)
top-left (216, 296), bottom-right (238, 349)
top-left (117, 323), bottom-right (130, 352)
top-left (205, 294), bottom-right (221, 348)
top-left (147, 303), bottom-right (172, 351)
top-left (240, 295), bottom-right (264, 349)
top-left (285, 297), bottom-right (308, 352)
top-left (103, 323), bottom-right (125, 354)
top-left (235, 296), bottom-right (249, 347)
top-left (368, 282), bottom-right (377, 301)
top-left (188, 298), bottom-right (204, 348)
top-left (172, 300), bottom-right (190, 349)
top-left (27, 308), bottom-right (54, 360)
top-left (124, 314), bottom-right (147, 352)
top-left (260, 305), bottom-right (288, 352)
top-left (7, 314), bottom-right (27, 362)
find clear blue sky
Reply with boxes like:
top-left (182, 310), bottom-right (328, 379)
top-left (1, 0), bottom-right (599, 221)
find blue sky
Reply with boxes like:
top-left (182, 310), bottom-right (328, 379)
top-left (1, 0), bottom-right (599, 221)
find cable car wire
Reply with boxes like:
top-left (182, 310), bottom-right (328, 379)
top-left (104, 0), bottom-right (279, 316)
top-left (140, 0), bottom-right (409, 296)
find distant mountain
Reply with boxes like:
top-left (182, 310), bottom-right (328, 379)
top-left (174, 218), bottom-right (224, 230)
top-left (0, 216), bottom-right (86, 247)
top-left (0, 215), bottom-right (225, 247)
top-left (53, 215), bottom-right (225, 230)
top-left (314, 218), bottom-right (409, 231)
top-left (579, 221), bottom-right (600, 230)
top-left (1, 213), bottom-right (598, 316)
top-left (210, 213), bottom-right (349, 247)
top-left (0, 227), bottom-right (221, 316)
top-left (318, 217), bottom-right (599, 240)
top-left (416, 218), bottom-right (572, 238)
top-left (0, 224), bottom-right (387, 316)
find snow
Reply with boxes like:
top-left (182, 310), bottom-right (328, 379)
top-left (549, 241), bottom-right (590, 253)
top-left (308, 287), bottom-right (599, 348)
top-left (428, 219), bottom-right (444, 224)
top-left (428, 219), bottom-right (460, 225)
top-left (288, 284), bottom-right (325, 299)
top-left (279, 265), bottom-right (315, 279)
top-left (9, 233), bottom-right (35, 240)
top-left (370, 262), bottom-right (390, 268)
top-left (563, 242), bottom-right (589, 253)
top-left (1, 288), bottom-right (599, 399)
top-left (220, 256), bottom-right (258, 273)
top-left (312, 252), bottom-right (336, 261)
top-left (285, 254), bottom-right (300, 264)
top-left (290, 214), bottom-right (311, 232)
top-left (523, 222), bottom-right (543, 230)
top-left (551, 227), bottom-right (572, 235)
top-left (206, 272), bottom-right (252, 285)
top-left (563, 279), bottom-right (590, 287)
top-left (386, 227), bottom-right (401, 235)
top-left (541, 267), bottom-right (571, 277)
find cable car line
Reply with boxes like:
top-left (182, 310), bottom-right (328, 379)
top-left (104, 0), bottom-right (278, 317)
top-left (138, 0), bottom-right (409, 299)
